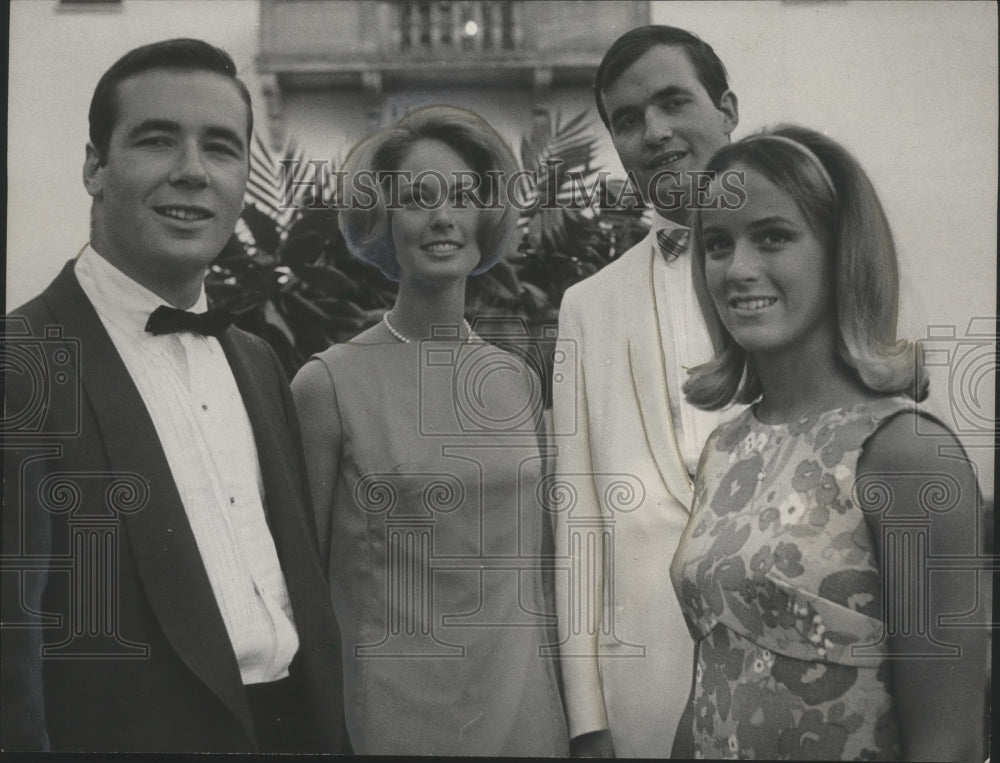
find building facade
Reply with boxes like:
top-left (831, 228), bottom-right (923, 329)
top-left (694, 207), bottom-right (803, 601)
top-left (256, 1), bottom-right (648, 169)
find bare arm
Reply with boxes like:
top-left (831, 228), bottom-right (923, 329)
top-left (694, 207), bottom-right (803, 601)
top-left (290, 359), bottom-right (343, 575)
top-left (858, 413), bottom-right (988, 762)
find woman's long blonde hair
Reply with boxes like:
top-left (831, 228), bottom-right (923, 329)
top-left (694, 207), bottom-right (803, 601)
top-left (684, 124), bottom-right (928, 410)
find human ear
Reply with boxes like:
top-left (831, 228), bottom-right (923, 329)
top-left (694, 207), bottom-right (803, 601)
top-left (717, 91), bottom-right (739, 135)
top-left (82, 143), bottom-right (104, 199)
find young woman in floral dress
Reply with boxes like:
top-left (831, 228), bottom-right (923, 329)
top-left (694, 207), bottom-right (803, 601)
top-left (670, 125), bottom-right (988, 761)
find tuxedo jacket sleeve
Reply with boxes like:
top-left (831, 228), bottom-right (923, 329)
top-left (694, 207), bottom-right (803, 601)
top-left (552, 286), bottom-right (611, 739)
top-left (1, 261), bottom-right (348, 753)
top-left (551, 240), bottom-right (700, 756)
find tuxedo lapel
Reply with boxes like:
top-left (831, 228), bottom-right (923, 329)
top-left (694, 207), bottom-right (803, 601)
top-left (41, 263), bottom-right (255, 742)
top-left (625, 240), bottom-right (695, 509)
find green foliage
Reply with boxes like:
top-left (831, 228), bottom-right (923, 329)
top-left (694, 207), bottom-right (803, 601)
top-left (205, 110), bottom-right (650, 381)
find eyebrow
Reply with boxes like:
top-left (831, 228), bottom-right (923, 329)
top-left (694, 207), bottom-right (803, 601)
top-left (651, 85), bottom-right (694, 101)
top-left (747, 216), bottom-right (796, 229)
top-left (127, 119), bottom-right (245, 149)
top-left (608, 85), bottom-right (694, 125)
top-left (700, 215), bottom-right (798, 234)
top-left (127, 119), bottom-right (179, 140)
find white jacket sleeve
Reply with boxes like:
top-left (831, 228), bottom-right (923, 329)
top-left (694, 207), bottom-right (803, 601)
top-left (552, 290), bottom-right (610, 739)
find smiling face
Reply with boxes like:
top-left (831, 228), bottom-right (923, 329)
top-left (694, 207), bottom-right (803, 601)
top-left (601, 44), bottom-right (737, 219)
top-left (83, 68), bottom-right (249, 305)
top-left (390, 138), bottom-right (483, 287)
top-left (701, 165), bottom-right (835, 362)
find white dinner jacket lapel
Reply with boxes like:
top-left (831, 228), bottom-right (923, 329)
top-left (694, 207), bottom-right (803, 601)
top-left (626, 234), bottom-right (696, 510)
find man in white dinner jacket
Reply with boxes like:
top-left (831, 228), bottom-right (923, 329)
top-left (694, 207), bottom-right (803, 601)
top-left (552, 25), bottom-right (739, 758)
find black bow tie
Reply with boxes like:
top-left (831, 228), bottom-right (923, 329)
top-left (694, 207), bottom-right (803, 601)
top-left (145, 305), bottom-right (234, 338)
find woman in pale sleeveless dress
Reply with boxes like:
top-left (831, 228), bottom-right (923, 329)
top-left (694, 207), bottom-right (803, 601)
top-left (292, 106), bottom-right (568, 756)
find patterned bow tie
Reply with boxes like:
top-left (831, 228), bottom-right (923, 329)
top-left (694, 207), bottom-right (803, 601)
top-left (655, 227), bottom-right (690, 262)
top-left (145, 305), bottom-right (234, 338)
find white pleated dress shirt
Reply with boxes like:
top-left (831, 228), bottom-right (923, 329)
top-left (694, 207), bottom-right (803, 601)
top-left (650, 215), bottom-right (723, 476)
top-left (75, 245), bottom-right (298, 684)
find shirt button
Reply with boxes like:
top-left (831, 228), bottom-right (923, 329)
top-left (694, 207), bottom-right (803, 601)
top-left (201, 404), bottom-right (208, 411)
top-left (229, 496), bottom-right (236, 504)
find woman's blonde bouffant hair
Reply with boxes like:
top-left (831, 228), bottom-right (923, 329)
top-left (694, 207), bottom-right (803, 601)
top-left (338, 105), bottom-right (519, 281)
top-left (683, 124), bottom-right (928, 410)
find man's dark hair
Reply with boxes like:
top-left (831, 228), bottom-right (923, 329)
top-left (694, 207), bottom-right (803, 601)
top-left (594, 25), bottom-right (730, 128)
top-left (88, 38), bottom-right (253, 163)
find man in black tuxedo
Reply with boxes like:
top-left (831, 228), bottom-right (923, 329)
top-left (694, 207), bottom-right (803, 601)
top-left (1, 38), bottom-right (348, 753)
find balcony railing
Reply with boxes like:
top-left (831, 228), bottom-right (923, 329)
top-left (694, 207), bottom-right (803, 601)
top-left (393, 1), bottom-right (523, 55)
top-left (257, 0), bottom-right (650, 88)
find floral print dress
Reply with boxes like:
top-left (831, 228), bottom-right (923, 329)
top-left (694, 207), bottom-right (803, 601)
top-left (670, 398), bottom-right (911, 760)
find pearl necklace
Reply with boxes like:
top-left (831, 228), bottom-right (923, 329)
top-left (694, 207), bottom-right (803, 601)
top-left (382, 311), bottom-right (472, 344)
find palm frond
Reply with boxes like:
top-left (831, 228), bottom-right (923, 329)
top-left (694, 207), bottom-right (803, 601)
top-left (246, 137), bottom-right (313, 235)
